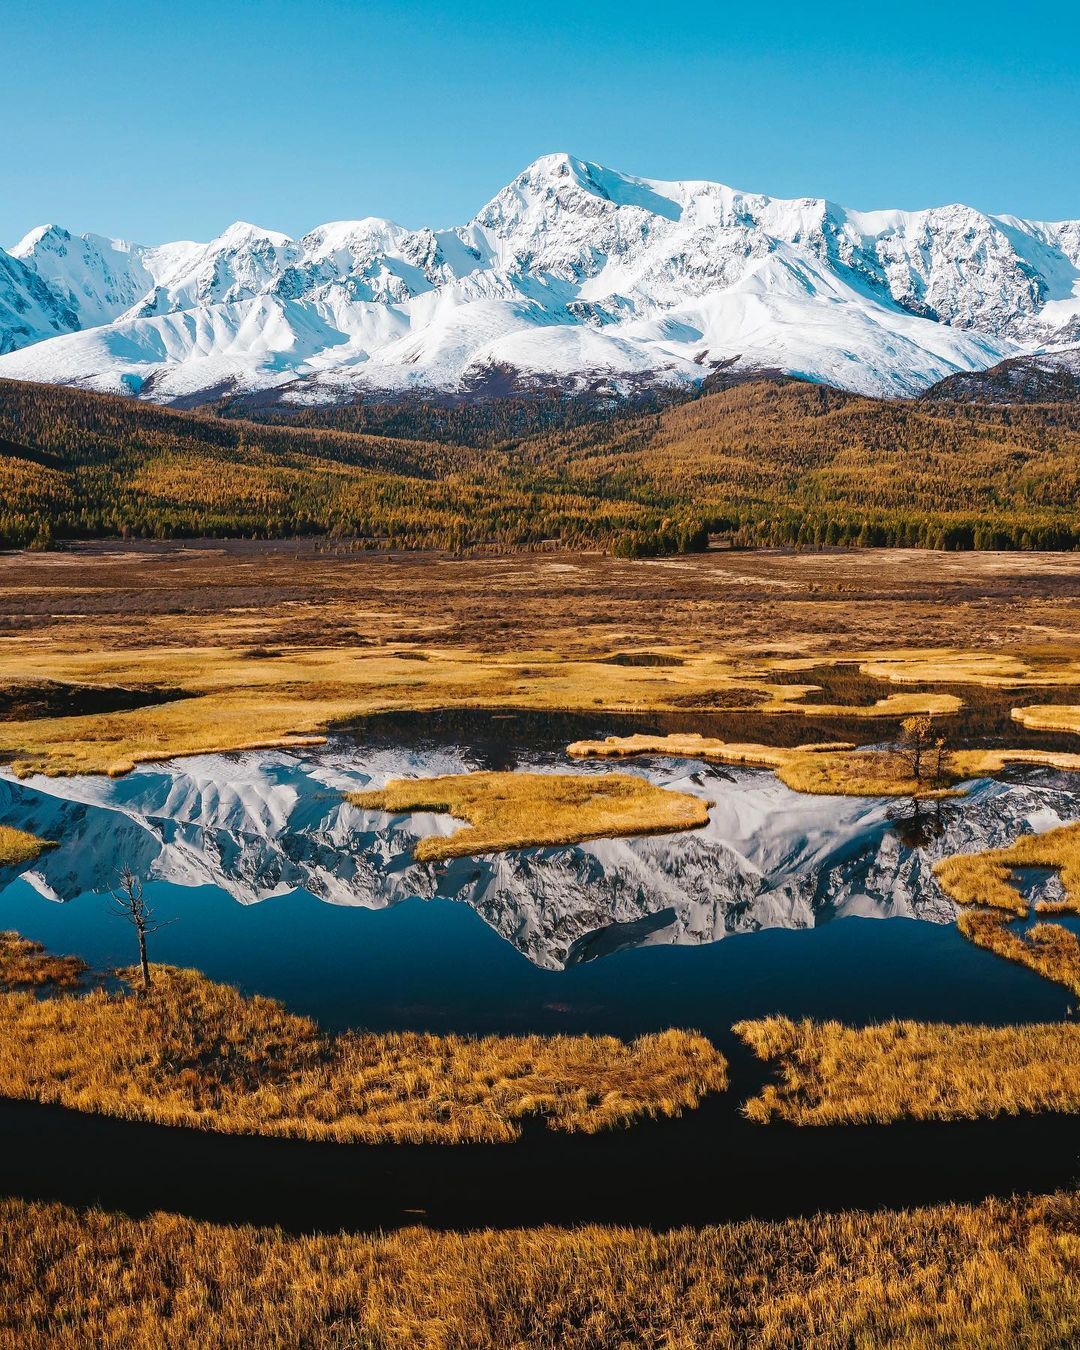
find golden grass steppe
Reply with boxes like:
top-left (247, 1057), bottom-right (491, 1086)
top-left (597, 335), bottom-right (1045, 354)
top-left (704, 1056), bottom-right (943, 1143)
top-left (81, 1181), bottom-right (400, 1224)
top-left (347, 770), bottom-right (709, 861)
top-left (2, 1192), bottom-right (1078, 1348)
top-left (734, 1016), bottom-right (1080, 1125)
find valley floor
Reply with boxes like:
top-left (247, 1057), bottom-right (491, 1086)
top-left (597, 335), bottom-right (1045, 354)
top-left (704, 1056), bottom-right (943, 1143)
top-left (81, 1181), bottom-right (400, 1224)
top-left (2, 543), bottom-right (1079, 1344)
top-left (3, 540), bottom-right (1079, 654)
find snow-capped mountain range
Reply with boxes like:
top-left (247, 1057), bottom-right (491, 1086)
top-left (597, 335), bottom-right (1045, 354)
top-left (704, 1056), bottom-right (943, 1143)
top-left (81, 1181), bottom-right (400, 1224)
top-left (2, 153), bottom-right (1079, 403)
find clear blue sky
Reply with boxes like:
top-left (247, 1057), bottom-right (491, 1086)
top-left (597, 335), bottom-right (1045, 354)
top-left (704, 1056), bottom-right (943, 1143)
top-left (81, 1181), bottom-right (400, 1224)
top-left (3, 0), bottom-right (1078, 245)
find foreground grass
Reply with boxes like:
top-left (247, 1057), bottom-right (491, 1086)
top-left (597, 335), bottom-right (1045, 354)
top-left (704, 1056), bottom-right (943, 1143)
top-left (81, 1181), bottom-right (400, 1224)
top-left (0, 824), bottom-right (53, 868)
top-left (734, 1016), bottom-right (1080, 1125)
top-left (347, 771), bottom-right (709, 861)
top-left (0, 932), bottom-right (86, 991)
top-left (2, 1192), bottom-right (1077, 1348)
top-left (0, 956), bottom-right (727, 1143)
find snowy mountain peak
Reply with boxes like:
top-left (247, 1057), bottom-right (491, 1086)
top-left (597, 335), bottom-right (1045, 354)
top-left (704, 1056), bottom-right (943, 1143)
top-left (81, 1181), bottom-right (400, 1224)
top-left (1, 154), bottom-right (1079, 403)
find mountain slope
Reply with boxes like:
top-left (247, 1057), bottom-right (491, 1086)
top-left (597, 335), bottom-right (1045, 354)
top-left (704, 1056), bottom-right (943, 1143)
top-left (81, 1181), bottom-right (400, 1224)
top-left (2, 154), bottom-right (1079, 402)
top-left (921, 345), bottom-right (1080, 403)
top-left (0, 376), bottom-right (1077, 552)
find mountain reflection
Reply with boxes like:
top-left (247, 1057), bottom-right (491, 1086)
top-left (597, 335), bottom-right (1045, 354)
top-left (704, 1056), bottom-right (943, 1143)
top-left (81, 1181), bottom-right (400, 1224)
top-left (0, 741), bottom-right (1076, 970)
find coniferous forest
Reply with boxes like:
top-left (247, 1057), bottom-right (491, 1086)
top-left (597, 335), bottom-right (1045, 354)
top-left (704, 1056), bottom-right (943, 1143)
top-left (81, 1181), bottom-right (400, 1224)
top-left (0, 376), bottom-right (1077, 553)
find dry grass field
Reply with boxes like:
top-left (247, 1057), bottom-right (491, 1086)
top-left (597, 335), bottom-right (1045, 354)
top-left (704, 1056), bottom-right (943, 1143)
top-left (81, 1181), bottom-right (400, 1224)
top-left (0, 545), bottom-right (1078, 778)
top-left (0, 950), bottom-right (727, 1143)
top-left (734, 1016), bottom-right (1080, 1125)
top-left (2, 1191), bottom-right (1077, 1348)
top-left (348, 770), bottom-right (709, 860)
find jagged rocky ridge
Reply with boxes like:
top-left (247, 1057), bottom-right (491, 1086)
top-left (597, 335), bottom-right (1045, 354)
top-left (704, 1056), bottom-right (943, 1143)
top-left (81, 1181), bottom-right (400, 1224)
top-left (1, 743), bottom-right (1075, 970)
top-left (2, 153), bottom-right (1080, 402)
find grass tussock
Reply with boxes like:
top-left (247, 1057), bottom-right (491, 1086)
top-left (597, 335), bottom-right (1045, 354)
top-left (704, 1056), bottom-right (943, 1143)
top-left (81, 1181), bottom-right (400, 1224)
top-left (347, 770), bottom-right (709, 861)
top-left (932, 823), bottom-right (1080, 994)
top-left (1013, 704), bottom-right (1080, 736)
top-left (0, 959), bottom-right (727, 1143)
top-left (571, 733), bottom-right (1080, 798)
top-left (762, 690), bottom-right (963, 718)
top-left (933, 820), bottom-right (1080, 917)
top-left (0, 824), bottom-right (53, 868)
top-left (2, 1192), bottom-right (1078, 1348)
top-left (862, 651), bottom-right (1080, 689)
top-left (957, 910), bottom-right (1080, 998)
top-left (734, 1016), bottom-right (1080, 1125)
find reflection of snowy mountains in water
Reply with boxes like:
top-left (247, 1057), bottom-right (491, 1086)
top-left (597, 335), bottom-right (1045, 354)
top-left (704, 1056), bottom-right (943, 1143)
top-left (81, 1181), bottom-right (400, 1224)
top-left (0, 745), bottom-right (1076, 971)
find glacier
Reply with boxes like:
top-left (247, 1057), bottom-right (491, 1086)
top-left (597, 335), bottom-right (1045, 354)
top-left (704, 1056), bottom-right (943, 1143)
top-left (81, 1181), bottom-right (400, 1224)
top-left (1, 152), bottom-right (1079, 402)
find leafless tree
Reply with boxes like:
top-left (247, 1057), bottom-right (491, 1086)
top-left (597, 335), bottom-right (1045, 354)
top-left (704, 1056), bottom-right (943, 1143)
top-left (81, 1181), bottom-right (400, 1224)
top-left (110, 867), bottom-right (172, 993)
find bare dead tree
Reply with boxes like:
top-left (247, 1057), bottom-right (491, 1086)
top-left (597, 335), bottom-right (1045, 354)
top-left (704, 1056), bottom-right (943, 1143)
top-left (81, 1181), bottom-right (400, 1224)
top-left (109, 867), bottom-right (172, 993)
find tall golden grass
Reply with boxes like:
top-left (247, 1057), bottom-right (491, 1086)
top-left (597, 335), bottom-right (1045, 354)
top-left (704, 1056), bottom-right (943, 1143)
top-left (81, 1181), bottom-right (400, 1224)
top-left (1, 1192), bottom-right (1077, 1347)
top-left (348, 770), bottom-right (709, 861)
top-left (0, 825), bottom-right (52, 868)
top-left (934, 820), bottom-right (1080, 916)
top-left (0, 959), bottom-right (727, 1143)
top-left (734, 1016), bottom-right (1080, 1125)
top-left (957, 910), bottom-right (1080, 998)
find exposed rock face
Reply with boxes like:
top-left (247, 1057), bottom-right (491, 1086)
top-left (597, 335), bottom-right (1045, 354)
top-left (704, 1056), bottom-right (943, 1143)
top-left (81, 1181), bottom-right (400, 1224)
top-left (2, 153), bottom-right (1078, 401)
top-left (921, 346), bottom-right (1080, 403)
top-left (1, 742), bottom-right (1075, 971)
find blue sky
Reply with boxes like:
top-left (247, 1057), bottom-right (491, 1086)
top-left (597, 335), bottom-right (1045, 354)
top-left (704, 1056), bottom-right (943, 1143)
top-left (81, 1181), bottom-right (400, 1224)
top-left (3, 0), bottom-right (1078, 245)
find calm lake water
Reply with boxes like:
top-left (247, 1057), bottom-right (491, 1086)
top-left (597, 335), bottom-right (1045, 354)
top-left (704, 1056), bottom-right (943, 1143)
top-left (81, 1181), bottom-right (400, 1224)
top-left (1, 710), bottom-right (1076, 1041)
